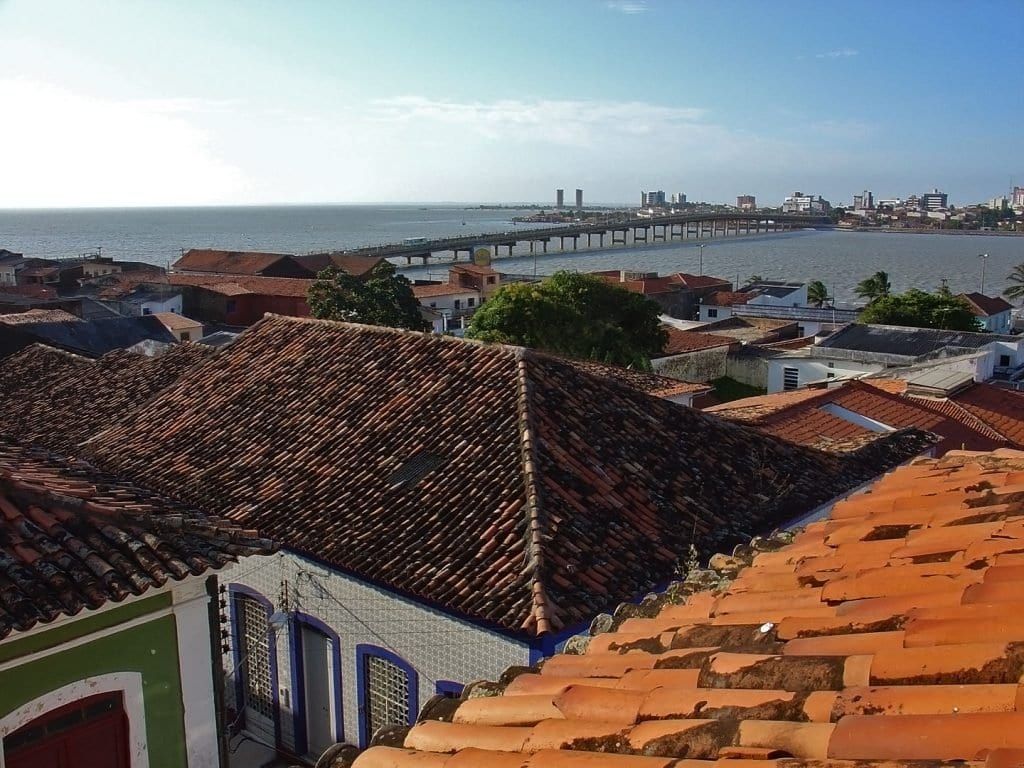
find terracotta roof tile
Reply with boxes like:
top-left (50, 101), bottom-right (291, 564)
top-left (163, 273), bottom-right (315, 297)
top-left (67, 315), bottom-right (933, 636)
top-left (561, 359), bottom-right (709, 398)
top-left (172, 248), bottom-right (297, 275)
top-left (0, 439), bottom-right (275, 639)
top-left (359, 450), bottom-right (1024, 766)
top-left (704, 291), bottom-right (756, 307)
top-left (0, 343), bottom-right (213, 454)
top-left (709, 380), bottom-right (1019, 456)
top-left (658, 328), bottom-right (736, 356)
top-left (412, 282), bottom-right (479, 298)
top-left (0, 309), bottom-right (81, 325)
top-left (958, 292), bottom-right (1014, 317)
top-left (153, 311), bottom-right (202, 331)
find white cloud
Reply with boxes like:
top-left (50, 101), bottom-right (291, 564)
top-left (606, 1), bottom-right (648, 14)
top-left (0, 78), bottom-right (249, 207)
top-left (816, 48), bottom-right (859, 59)
top-left (368, 96), bottom-right (706, 147)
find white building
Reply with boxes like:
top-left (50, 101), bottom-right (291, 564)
top-left (765, 324), bottom-right (1024, 393)
top-left (782, 192), bottom-right (830, 214)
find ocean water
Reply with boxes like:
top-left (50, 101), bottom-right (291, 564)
top-left (1, 205), bottom-right (1022, 303)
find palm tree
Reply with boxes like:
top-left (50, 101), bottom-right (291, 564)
top-left (807, 280), bottom-right (830, 308)
top-left (855, 270), bottom-right (892, 303)
top-left (1005, 263), bottom-right (1024, 304)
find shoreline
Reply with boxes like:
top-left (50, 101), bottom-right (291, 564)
top-left (841, 226), bottom-right (1024, 238)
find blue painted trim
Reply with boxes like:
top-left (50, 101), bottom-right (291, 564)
top-left (435, 680), bottom-right (464, 697)
top-left (528, 621), bottom-right (584, 665)
top-left (289, 611), bottom-right (345, 756)
top-left (227, 584), bottom-right (281, 746)
top-left (355, 644), bottom-right (419, 749)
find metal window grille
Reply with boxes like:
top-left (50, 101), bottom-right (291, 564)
top-left (237, 596), bottom-right (274, 718)
top-left (364, 655), bottom-right (409, 739)
top-left (783, 367), bottom-right (799, 391)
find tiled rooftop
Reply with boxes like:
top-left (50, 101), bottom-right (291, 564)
top-left (658, 328), bottom-right (736, 357)
top-left (163, 273), bottom-right (315, 297)
top-left (0, 343), bottom-right (214, 455)
top-left (560, 359), bottom-right (710, 398)
top-left (412, 282), bottom-right (479, 298)
top-left (0, 439), bottom-right (275, 639)
top-left (958, 292), bottom-right (1014, 317)
top-left (79, 315), bottom-right (933, 636)
top-left (295, 252), bottom-right (385, 278)
top-left (153, 311), bottom-right (203, 331)
top-left (172, 248), bottom-right (297, 275)
top-left (0, 308), bottom-right (81, 325)
top-left (355, 449), bottom-right (1024, 767)
top-left (703, 291), bottom-right (755, 308)
top-left (708, 381), bottom-right (1018, 456)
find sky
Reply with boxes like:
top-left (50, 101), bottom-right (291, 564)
top-left (1, 0), bottom-right (1021, 208)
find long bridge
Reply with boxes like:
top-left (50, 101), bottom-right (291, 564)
top-left (338, 211), bottom-right (832, 265)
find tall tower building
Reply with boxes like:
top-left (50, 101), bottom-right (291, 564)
top-left (921, 188), bottom-right (948, 211)
top-left (737, 195), bottom-right (755, 210)
top-left (556, 189), bottom-right (564, 209)
top-left (575, 189), bottom-right (583, 209)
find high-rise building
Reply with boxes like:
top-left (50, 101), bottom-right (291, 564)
top-left (556, 189), bottom-right (564, 209)
top-left (736, 195), bottom-right (756, 210)
top-left (921, 188), bottom-right (948, 211)
top-left (853, 190), bottom-right (874, 210)
top-left (671, 193), bottom-right (686, 205)
top-left (1012, 186), bottom-right (1024, 208)
top-left (641, 190), bottom-right (666, 208)
top-left (575, 189), bottom-right (583, 209)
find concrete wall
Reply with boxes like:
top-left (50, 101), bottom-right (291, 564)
top-left (225, 552), bottom-right (530, 754)
top-left (726, 352), bottom-right (769, 389)
top-left (652, 346), bottom-right (730, 383)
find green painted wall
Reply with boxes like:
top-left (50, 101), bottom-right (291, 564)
top-left (0, 597), bottom-right (188, 768)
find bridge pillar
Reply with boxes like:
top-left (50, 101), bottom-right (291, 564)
top-left (653, 224), bottom-right (666, 241)
top-left (612, 228), bottom-right (627, 245)
top-left (543, 238), bottom-right (548, 253)
top-left (632, 226), bottom-right (648, 243)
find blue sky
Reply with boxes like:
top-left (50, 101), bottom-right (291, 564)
top-left (1, 0), bottom-right (1021, 207)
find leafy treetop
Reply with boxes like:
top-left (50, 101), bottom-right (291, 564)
top-left (466, 270), bottom-right (668, 369)
top-left (859, 286), bottom-right (981, 332)
top-left (308, 262), bottom-right (428, 331)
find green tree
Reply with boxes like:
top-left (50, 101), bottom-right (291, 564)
top-left (466, 271), bottom-right (667, 368)
top-left (308, 262), bottom-right (428, 330)
top-left (854, 270), bottom-right (892, 303)
top-left (807, 280), bottom-right (830, 308)
top-left (1005, 263), bottom-right (1024, 304)
top-left (859, 288), bottom-right (981, 332)
top-left (829, 206), bottom-right (846, 225)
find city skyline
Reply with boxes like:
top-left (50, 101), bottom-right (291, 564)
top-left (1, 0), bottom-right (1021, 208)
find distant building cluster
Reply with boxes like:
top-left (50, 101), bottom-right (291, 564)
top-left (838, 185), bottom-right (1021, 231)
top-left (782, 191), bottom-right (831, 214)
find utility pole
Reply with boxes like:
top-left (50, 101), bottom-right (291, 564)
top-left (979, 253), bottom-right (989, 294)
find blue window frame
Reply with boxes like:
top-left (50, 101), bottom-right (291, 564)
top-left (288, 612), bottom-right (344, 756)
top-left (435, 680), bottom-right (464, 697)
top-left (355, 644), bottom-right (418, 749)
top-left (228, 584), bottom-right (281, 745)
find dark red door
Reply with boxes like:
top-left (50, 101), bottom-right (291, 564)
top-left (4, 692), bottom-right (130, 768)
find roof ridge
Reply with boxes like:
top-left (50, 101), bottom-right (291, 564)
top-left (256, 313), bottom-right (526, 356)
top-left (905, 391), bottom-right (1012, 443)
top-left (513, 353), bottom-right (553, 636)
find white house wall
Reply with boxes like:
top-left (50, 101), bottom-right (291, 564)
top-left (766, 357), bottom-right (883, 393)
top-left (140, 295), bottom-right (183, 316)
top-left (225, 552), bottom-right (530, 754)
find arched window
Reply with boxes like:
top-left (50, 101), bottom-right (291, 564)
top-left (355, 645), bottom-right (418, 749)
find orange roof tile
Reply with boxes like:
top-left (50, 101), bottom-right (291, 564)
top-left (704, 290), bottom-right (755, 307)
top-left (162, 273), bottom-right (314, 297)
top-left (153, 311), bottom-right (202, 331)
top-left (709, 380), bottom-right (1017, 456)
top-left (77, 315), bottom-right (933, 636)
top-left (412, 282), bottom-right (479, 298)
top-left (357, 449), bottom-right (1024, 766)
top-left (172, 248), bottom-right (298, 275)
top-left (658, 328), bottom-right (736, 356)
top-left (0, 308), bottom-right (81, 325)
